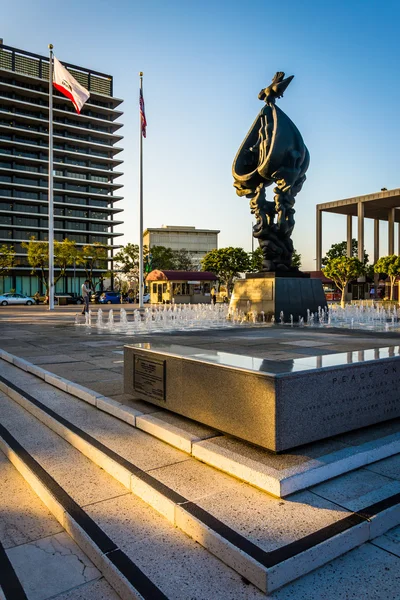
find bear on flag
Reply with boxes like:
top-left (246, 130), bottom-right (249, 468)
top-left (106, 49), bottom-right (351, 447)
top-left (53, 56), bottom-right (90, 114)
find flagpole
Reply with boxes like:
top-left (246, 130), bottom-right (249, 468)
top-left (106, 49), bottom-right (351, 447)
top-left (139, 72), bottom-right (144, 310)
top-left (48, 44), bottom-right (55, 310)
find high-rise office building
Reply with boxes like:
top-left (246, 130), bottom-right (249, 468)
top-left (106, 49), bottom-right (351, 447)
top-left (0, 41), bottom-right (123, 295)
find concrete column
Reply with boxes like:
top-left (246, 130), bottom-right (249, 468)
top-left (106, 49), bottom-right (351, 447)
top-left (388, 208), bottom-right (395, 255)
top-left (374, 219), bottom-right (380, 263)
top-left (357, 202), bottom-right (364, 262)
top-left (346, 215), bottom-right (352, 257)
top-left (398, 221), bottom-right (400, 255)
top-left (373, 219), bottom-right (380, 298)
top-left (316, 208), bottom-right (322, 270)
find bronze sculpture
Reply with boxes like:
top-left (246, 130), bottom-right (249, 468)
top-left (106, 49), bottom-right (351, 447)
top-left (232, 72), bottom-right (309, 272)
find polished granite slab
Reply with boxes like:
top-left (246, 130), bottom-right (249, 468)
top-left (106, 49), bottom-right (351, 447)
top-left (124, 343), bottom-right (400, 452)
top-left (128, 343), bottom-right (400, 376)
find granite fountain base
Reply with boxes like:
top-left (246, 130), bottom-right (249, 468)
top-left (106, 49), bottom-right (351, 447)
top-left (124, 343), bottom-right (400, 453)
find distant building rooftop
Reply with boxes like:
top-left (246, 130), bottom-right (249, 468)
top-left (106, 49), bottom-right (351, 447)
top-left (144, 225), bottom-right (220, 234)
top-left (146, 270), bottom-right (217, 282)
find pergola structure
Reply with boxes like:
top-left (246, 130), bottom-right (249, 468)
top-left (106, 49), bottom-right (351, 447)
top-left (316, 188), bottom-right (400, 270)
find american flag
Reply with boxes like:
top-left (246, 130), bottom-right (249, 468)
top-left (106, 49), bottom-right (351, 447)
top-left (140, 88), bottom-right (147, 138)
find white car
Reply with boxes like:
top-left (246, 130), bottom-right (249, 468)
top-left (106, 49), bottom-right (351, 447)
top-left (143, 293), bottom-right (150, 303)
top-left (0, 293), bottom-right (35, 306)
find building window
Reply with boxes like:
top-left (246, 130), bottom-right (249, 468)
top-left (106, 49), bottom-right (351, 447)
top-left (65, 196), bottom-right (87, 206)
top-left (15, 217), bottom-right (39, 227)
top-left (14, 204), bottom-right (39, 213)
top-left (90, 235), bottom-right (108, 243)
top-left (67, 234), bottom-right (87, 243)
top-left (18, 191), bottom-right (39, 199)
top-left (89, 199), bottom-right (108, 207)
top-left (65, 221), bottom-right (86, 231)
top-left (90, 223), bottom-right (108, 232)
top-left (65, 208), bottom-right (87, 218)
top-left (14, 175), bottom-right (38, 185)
top-left (91, 211), bottom-right (108, 220)
top-left (90, 175), bottom-right (108, 183)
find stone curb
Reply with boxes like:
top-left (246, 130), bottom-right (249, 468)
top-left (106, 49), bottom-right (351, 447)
top-left (1, 350), bottom-right (400, 499)
top-left (0, 429), bottom-right (165, 600)
top-left (4, 377), bottom-right (395, 595)
top-left (0, 350), bottom-right (209, 451)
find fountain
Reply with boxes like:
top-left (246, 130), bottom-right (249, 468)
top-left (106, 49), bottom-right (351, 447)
top-left (76, 303), bottom-right (259, 334)
top-left (75, 298), bottom-right (400, 335)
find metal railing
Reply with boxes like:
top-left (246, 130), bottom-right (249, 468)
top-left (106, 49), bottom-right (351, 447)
top-left (0, 44), bottom-right (113, 97)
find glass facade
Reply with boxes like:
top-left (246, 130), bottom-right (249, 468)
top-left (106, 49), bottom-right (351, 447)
top-left (0, 42), bottom-right (124, 293)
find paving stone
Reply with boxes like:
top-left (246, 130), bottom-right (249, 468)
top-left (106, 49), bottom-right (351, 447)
top-left (1, 367), bottom-right (190, 474)
top-left (88, 495), bottom-right (265, 600)
top-left (0, 396), bottom-right (131, 506)
top-left (365, 454), bottom-right (400, 480)
top-left (372, 524), bottom-right (400, 557)
top-left (28, 355), bottom-right (80, 365)
top-left (310, 468), bottom-right (400, 512)
top-left (109, 393), bottom-right (157, 413)
top-left (6, 532), bottom-right (100, 600)
top-left (149, 457), bottom-right (240, 502)
top-left (0, 452), bottom-right (63, 549)
top-left (267, 542), bottom-right (400, 599)
top-left (83, 380), bottom-right (124, 397)
top-left (50, 578), bottom-right (120, 600)
top-left (192, 485), bottom-right (352, 553)
top-left (136, 412), bottom-right (218, 452)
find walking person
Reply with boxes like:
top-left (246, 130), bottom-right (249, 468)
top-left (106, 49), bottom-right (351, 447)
top-left (81, 279), bottom-right (91, 315)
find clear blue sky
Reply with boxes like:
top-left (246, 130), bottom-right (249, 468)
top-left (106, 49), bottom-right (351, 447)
top-left (3, 0), bottom-right (400, 268)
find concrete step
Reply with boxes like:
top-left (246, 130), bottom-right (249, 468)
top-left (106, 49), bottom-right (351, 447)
top-left (1, 360), bottom-right (399, 594)
top-left (2, 350), bottom-right (400, 498)
top-left (0, 449), bottom-right (120, 600)
top-left (0, 391), bottom-right (266, 599)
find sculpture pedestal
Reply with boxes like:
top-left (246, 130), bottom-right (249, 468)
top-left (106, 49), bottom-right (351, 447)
top-left (230, 273), bottom-right (327, 321)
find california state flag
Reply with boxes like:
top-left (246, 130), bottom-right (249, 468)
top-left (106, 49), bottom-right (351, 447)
top-left (53, 56), bottom-right (90, 114)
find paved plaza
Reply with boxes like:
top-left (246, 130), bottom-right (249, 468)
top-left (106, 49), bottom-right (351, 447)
top-left (0, 305), bottom-right (399, 599)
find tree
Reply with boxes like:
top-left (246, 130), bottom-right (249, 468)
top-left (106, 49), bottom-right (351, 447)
top-left (292, 250), bottom-right (302, 269)
top-left (201, 247), bottom-right (250, 297)
top-left (76, 242), bottom-right (109, 290)
top-left (0, 244), bottom-right (15, 281)
top-left (114, 243), bottom-right (140, 275)
top-left (249, 247), bottom-right (263, 272)
top-left (374, 255), bottom-right (400, 301)
top-left (323, 256), bottom-right (365, 308)
top-left (322, 239), bottom-right (369, 267)
top-left (22, 237), bottom-right (78, 295)
top-left (248, 247), bottom-right (301, 272)
top-left (173, 248), bottom-right (194, 270)
top-left (150, 246), bottom-right (176, 270)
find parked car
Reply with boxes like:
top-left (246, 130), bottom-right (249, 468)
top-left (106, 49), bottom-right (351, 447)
top-left (42, 294), bottom-right (83, 305)
top-left (55, 294), bottom-right (83, 305)
top-left (99, 291), bottom-right (121, 304)
top-left (134, 293), bottom-right (151, 303)
top-left (0, 293), bottom-right (35, 306)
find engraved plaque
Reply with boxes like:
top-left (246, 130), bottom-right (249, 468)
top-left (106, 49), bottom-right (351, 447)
top-left (134, 356), bottom-right (165, 401)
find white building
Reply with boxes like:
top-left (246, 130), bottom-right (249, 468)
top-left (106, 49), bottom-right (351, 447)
top-left (143, 225), bottom-right (219, 268)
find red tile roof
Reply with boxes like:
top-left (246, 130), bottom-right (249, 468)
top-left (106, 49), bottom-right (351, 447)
top-left (146, 270), bottom-right (217, 282)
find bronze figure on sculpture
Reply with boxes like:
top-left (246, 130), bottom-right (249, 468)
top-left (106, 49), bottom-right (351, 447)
top-left (232, 72), bottom-right (309, 272)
